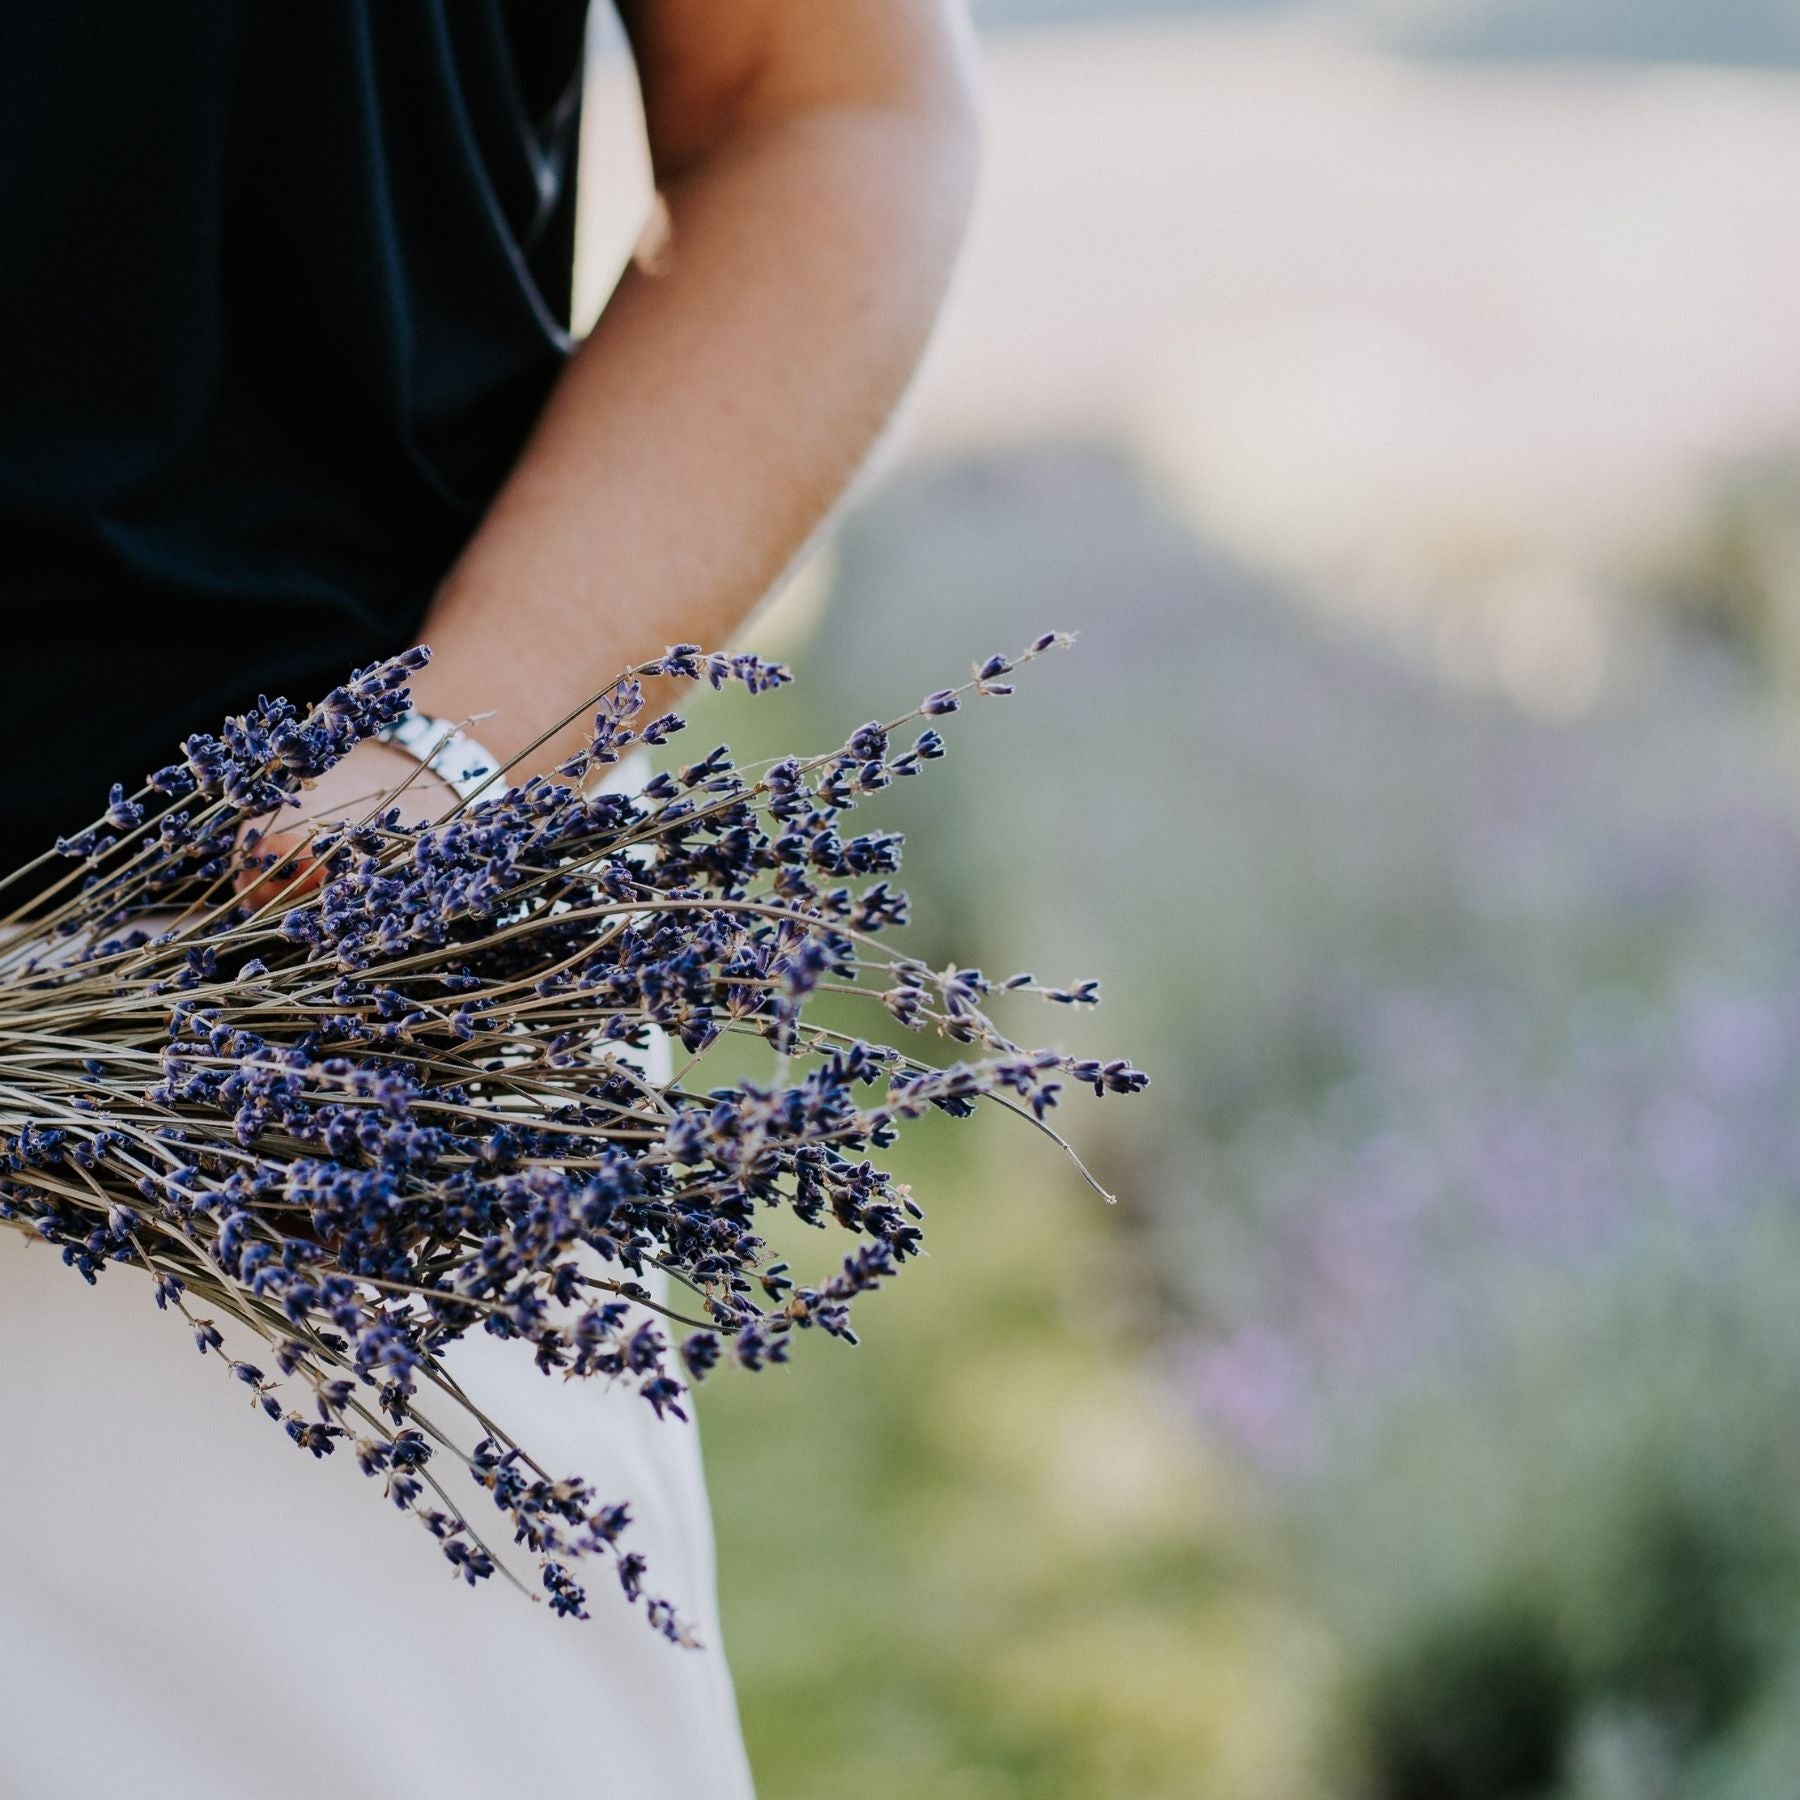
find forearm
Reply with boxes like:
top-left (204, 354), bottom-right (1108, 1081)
top-left (410, 83), bottom-right (981, 770)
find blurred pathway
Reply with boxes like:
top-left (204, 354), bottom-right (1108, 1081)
top-left (914, 17), bottom-right (1800, 590)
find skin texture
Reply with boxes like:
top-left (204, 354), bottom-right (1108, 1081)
top-left (267, 0), bottom-right (982, 859)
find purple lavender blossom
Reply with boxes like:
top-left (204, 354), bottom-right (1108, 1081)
top-left (0, 634), bottom-right (1144, 1642)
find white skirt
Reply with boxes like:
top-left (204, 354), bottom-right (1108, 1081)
top-left (0, 1221), bottom-right (757, 1798)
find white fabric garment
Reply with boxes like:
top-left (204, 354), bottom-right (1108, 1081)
top-left (0, 767), bottom-right (758, 1799)
top-left (0, 1228), bottom-right (757, 1799)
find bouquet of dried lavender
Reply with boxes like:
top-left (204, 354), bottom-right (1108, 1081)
top-left (0, 636), bottom-right (1145, 1644)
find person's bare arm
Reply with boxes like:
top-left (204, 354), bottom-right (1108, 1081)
top-left (401, 0), bottom-right (980, 776)
top-left (239, 0), bottom-right (978, 891)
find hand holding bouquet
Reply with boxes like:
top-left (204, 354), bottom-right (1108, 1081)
top-left (0, 637), bottom-right (1145, 1643)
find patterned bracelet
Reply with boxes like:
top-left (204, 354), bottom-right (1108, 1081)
top-left (374, 711), bottom-right (502, 802)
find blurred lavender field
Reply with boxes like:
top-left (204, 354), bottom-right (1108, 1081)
top-left (569, 8), bottom-right (1800, 1794)
top-left (673, 439), bottom-right (1800, 1796)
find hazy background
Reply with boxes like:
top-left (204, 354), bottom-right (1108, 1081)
top-left (582, 6), bottom-right (1800, 1795)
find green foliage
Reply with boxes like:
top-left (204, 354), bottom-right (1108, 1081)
top-left (1300, 1233), bottom-right (1800, 1799)
top-left (697, 1126), bottom-right (1331, 1800)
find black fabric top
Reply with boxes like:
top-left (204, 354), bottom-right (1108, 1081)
top-left (0, 2), bottom-right (590, 876)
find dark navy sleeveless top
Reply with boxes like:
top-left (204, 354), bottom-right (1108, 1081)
top-left (0, 2), bottom-right (590, 872)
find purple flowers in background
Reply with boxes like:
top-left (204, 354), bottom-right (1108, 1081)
top-left (1183, 974), bottom-right (1800, 1476)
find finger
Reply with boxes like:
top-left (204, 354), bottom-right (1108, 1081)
top-left (233, 826), bottom-right (325, 908)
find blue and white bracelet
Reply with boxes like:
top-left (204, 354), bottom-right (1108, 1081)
top-left (374, 711), bottom-right (502, 802)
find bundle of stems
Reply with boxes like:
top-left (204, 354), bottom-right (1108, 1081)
top-left (0, 636), bottom-right (1145, 1641)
